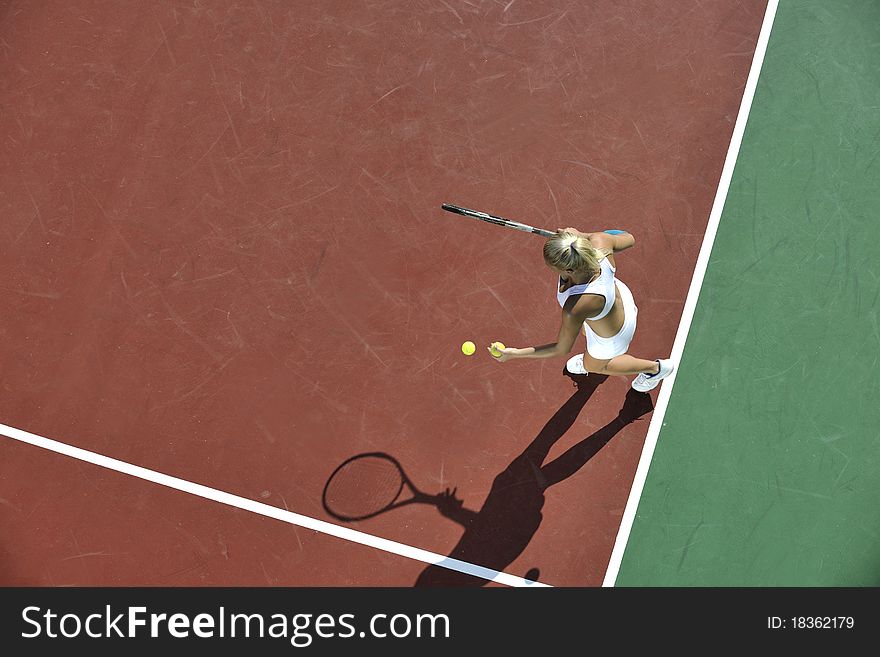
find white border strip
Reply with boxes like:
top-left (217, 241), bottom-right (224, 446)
top-left (602, 0), bottom-right (780, 587)
top-left (0, 422), bottom-right (549, 587)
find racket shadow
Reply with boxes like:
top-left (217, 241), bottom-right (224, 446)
top-left (414, 380), bottom-right (654, 587)
top-left (322, 451), bottom-right (463, 523)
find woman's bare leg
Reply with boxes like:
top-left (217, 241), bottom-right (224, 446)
top-left (582, 352), bottom-right (658, 376)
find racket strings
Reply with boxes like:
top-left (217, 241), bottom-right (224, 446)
top-left (324, 456), bottom-right (405, 519)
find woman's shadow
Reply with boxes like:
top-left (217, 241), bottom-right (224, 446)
top-left (414, 376), bottom-right (654, 586)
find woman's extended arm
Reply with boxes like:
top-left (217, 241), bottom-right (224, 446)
top-left (492, 308), bottom-right (586, 362)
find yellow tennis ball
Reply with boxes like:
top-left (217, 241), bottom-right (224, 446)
top-left (461, 341), bottom-right (476, 356)
top-left (489, 341), bottom-right (505, 358)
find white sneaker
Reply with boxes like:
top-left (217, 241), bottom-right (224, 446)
top-left (631, 359), bottom-right (674, 392)
top-left (566, 354), bottom-right (588, 375)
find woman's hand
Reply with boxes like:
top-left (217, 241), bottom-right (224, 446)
top-left (557, 226), bottom-right (589, 238)
top-left (495, 348), bottom-right (513, 363)
top-left (490, 346), bottom-right (515, 363)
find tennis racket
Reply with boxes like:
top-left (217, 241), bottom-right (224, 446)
top-left (441, 203), bottom-right (556, 238)
top-left (322, 452), bottom-right (434, 521)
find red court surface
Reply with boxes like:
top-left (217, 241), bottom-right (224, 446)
top-left (1, 1), bottom-right (767, 586)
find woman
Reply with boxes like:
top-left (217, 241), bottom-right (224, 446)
top-left (491, 227), bottom-right (674, 392)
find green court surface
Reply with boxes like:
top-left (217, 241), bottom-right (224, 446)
top-left (616, 0), bottom-right (880, 586)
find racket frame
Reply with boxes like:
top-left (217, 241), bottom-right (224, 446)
top-left (441, 203), bottom-right (556, 238)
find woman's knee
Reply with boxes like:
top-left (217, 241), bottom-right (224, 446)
top-left (583, 355), bottom-right (611, 374)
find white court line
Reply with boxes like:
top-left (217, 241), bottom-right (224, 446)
top-left (602, 0), bottom-right (780, 587)
top-left (0, 422), bottom-right (550, 587)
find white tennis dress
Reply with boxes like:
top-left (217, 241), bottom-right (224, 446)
top-left (556, 257), bottom-right (638, 360)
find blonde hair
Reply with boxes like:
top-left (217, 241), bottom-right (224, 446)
top-left (543, 231), bottom-right (602, 275)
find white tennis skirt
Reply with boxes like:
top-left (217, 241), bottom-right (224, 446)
top-left (584, 279), bottom-right (638, 360)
